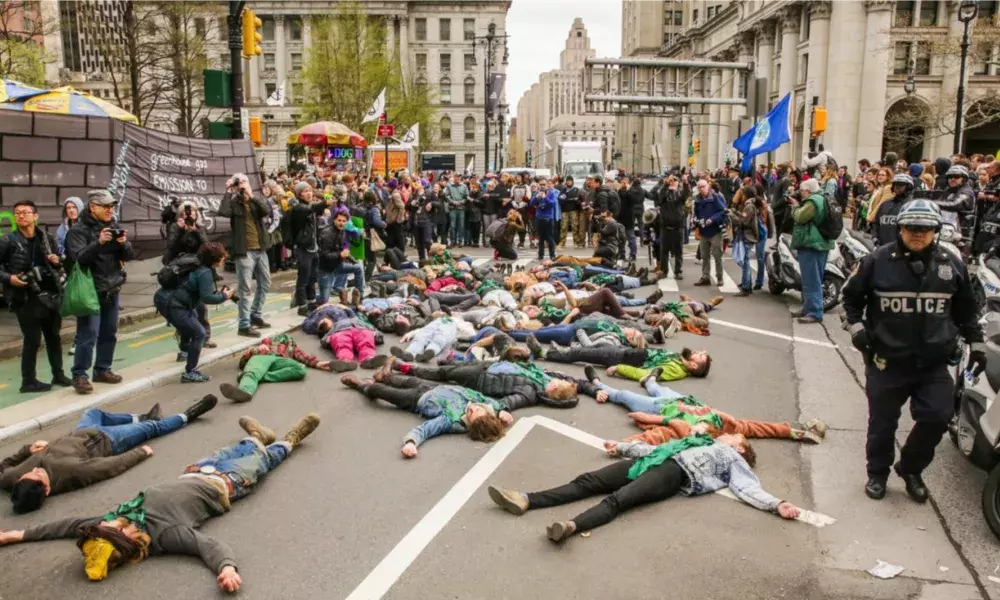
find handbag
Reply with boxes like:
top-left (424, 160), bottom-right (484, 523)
top-left (370, 228), bottom-right (386, 253)
top-left (60, 263), bottom-right (100, 317)
top-left (732, 237), bottom-right (748, 268)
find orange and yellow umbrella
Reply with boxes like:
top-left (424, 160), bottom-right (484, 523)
top-left (287, 121), bottom-right (367, 147)
top-left (0, 84), bottom-right (138, 124)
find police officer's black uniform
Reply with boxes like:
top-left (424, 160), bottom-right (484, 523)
top-left (871, 192), bottom-right (910, 247)
top-left (974, 173), bottom-right (1000, 255)
top-left (842, 232), bottom-right (985, 501)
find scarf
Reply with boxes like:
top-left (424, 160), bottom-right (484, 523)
top-left (659, 396), bottom-right (724, 431)
top-left (538, 299), bottom-right (569, 322)
top-left (476, 280), bottom-right (502, 295)
top-left (627, 434), bottom-right (714, 480)
top-left (505, 362), bottom-right (552, 389)
top-left (587, 273), bottom-right (616, 286)
top-left (103, 491), bottom-right (147, 530)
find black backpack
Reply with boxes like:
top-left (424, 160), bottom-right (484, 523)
top-left (157, 254), bottom-right (201, 289)
top-left (485, 218), bottom-right (506, 242)
top-left (607, 189), bottom-right (622, 218)
top-left (814, 192), bottom-right (844, 241)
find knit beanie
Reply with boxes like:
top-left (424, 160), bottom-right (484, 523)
top-left (908, 163), bottom-right (924, 178)
top-left (294, 181), bottom-right (311, 199)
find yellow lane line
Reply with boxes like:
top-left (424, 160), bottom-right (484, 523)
top-left (129, 294), bottom-right (291, 348)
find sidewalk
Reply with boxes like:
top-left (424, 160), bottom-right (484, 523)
top-left (0, 255), bottom-right (297, 359)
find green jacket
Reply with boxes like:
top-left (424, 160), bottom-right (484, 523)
top-left (791, 193), bottom-right (835, 251)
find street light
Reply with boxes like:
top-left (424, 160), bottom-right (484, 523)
top-left (631, 132), bottom-right (637, 174)
top-left (472, 21), bottom-right (510, 173)
top-left (955, 0), bottom-right (979, 154)
top-left (527, 135), bottom-right (535, 167)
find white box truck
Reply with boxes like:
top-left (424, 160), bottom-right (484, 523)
top-left (559, 141), bottom-right (603, 186)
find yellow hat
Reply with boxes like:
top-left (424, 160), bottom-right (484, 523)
top-left (81, 538), bottom-right (117, 581)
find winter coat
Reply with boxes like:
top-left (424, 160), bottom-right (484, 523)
top-left (317, 223), bottom-right (360, 272)
top-left (218, 191), bottom-right (271, 255)
top-left (289, 200), bottom-right (324, 252)
top-left (529, 190), bottom-right (557, 220)
top-left (466, 190), bottom-right (484, 223)
top-left (385, 193), bottom-right (407, 225)
top-left (163, 224), bottom-right (208, 265)
top-left (65, 210), bottom-right (134, 295)
top-left (934, 157), bottom-right (953, 190)
top-left (409, 193), bottom-right (432, 227)
top-left (790, 193), bottom-right (835, 251)
top-left (0, 229), bottom-right (61, 308)
top-left (56, 197), bottom-right (83, 256)
top-left (692, 192), bottom-right (728, 238)
top-left (657, 186), bottom-right (687, 228)
top-left (621, 183), bottom-right (647, 228)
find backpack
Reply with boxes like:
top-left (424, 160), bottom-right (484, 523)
top-left (485, 218), bottom-right (506, 242)
top-left (607, 189), bottom-right (621, 218)
top-left (814, 192), bottom-right (844, 241)
top-left (157, 253), bottom-right (201, 289)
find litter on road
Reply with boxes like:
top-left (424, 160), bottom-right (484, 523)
top-left (867, 561), bottom-right (905, 579)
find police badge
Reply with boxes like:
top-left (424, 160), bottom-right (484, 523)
top-left (937, 264), bottom-right (953, 280)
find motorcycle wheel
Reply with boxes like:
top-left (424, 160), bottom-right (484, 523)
top-left (982, 462), bottom-right (1000, 541)
top-left (952, 394), bottom-right (996, 470)
top-left (821, 275), bottom-right (844, 311)
top-left (768, 273), bottom-right (785, 295)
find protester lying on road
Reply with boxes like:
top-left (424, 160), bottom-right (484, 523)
top-left (0, 396), bottom-right (217, 514)
top-left (390, 315), bottom-right (473, 363)
top-left (586, 366), bottom-right (826, 444)
top-left (342, 374), bottom-right (510, 458)
top-left (0, 413), bottom-right (320, 592)
top-left (218, 334), bottom-right (332, 403)
top-left (487, 433), bottom-right (802, 543)
top-left (645, 293), bottom-right (723, 336)
top-left (378, 357), bottom-right (587, 409)
top-left (535, 343), bottom-right (712, 381)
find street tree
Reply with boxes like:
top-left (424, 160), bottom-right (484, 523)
top-left (161, 2), bottom-right (225, 137)
top-left (0, 0), bottom-right (57, 86)
top-left (300, 1), bottom-right (434, 154)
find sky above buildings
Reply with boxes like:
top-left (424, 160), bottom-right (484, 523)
top-left (506, 0), bottom-right (623, 114)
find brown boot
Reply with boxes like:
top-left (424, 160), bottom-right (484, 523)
top-left (72, 376), bottom-right (93, 395)
top-left (283, 413), bottom-right (321, 447)
top-left (220, 382), bottom-right (253, 403)
top-left (93, 370), bottom-right (123, 384)
top-left (239, 416), bottom-right (276, 445)
top-left (374, 356), bottom-right (396, 382)
top-left (708, 296), bottom-right (724, 308)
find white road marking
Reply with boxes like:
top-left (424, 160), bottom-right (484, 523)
top-left (718, 269), bottom-right (740, 293)
top-left (712, 318), bottom-right (838, 349)
top-left (472, 258), bottom-right (491, 268)
top-left (658, 277), bottom-right (679, 292)
top-left (345, 415), bottom-right (836, 599)
top-left (513, 258), bottom-right (533, 270)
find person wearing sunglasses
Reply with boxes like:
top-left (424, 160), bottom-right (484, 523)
top-left (842, 199), bottom-right (985, 504)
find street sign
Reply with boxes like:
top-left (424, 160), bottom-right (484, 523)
top-left (377, 124), bottom-right (394, 138)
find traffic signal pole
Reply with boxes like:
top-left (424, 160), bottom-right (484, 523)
top-left (227, 1), bottom-right (246, 140)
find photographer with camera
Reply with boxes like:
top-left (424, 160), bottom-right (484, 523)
top-left (0, 201), bottom-right (70, 393)
top-left (162, 200), bottom-right (216, 350)
top-left (65, 190), bottom-right (134, 395)
top-left (219, 173), bottom-right (271, 338)
top-left (153, 242), bottom-right (234, 383)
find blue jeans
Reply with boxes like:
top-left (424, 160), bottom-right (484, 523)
top-left (155, 294), bottom-right (205, 373)
top-left (617, 296), bottom-right (646, 307)
top-left (536, 218), bottom-right (556, 259)
top-left (739, 240), bottom-right (754, 291)
top-left (449, 210), bottom-right (465, 245)
top-left (330, 261), bottom-right (365, 292)
top-left (317, 271), bottom-right (336, 305)
top-left (191, 438), bottom-right (289, 501)
top-left (755, 238), bottom-right (767, 287)
top-left (626, 226), bottom-right (637, 261)
top-left (510, 324), bottom-right (576, 345)
top-left (582, 266), bottom-right (622, 278)
top-left (235, 250), bottom-right (271, 330)
top-left (797, 248), bottom-right (828, 320)
top-left (76, 409), bottom-right (185, 455)
top-left (294, 248), bottom-right (318, 305)
top-left (72, 293), bottom-right (119, 379)
top-left (596, 380), bottom-right (684, 415)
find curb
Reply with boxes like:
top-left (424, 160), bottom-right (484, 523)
top-left (0, 322), bottom-right (301, 444)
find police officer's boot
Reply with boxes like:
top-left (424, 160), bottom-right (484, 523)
top-left (865, 476), bottom-right (887, 500)
top-left (894, 463), bottom-right (929, 503)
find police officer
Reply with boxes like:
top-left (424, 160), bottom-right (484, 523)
top-left (842, 200), bottom-right (986, 503)
top-left (935, 165), bottom-right (976, 245)
top-left (872, 173), bottom-right (915, 247)
top-left (974, 161), bottom-right (1000, 256)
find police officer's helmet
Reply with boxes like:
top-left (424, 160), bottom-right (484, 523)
top-left (945, 165), bottom-right (970, 180)
top-left (891, 173), bottom-right (914, 195)
top-left (896, 199), bottom-right (942, 231)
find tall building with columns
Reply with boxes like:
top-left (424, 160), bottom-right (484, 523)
top-left (653, 0), bottom-right (1000, 173)
top-left (515, 18), bottom-right (617, 170)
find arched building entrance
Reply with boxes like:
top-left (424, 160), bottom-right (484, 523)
top-left (963, 98), bottom-right (1000, 157)
top-left (882, 97), bottom-right (930, 164)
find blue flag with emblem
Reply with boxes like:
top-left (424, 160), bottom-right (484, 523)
top-left (733, 92), bottom-right (792, 174)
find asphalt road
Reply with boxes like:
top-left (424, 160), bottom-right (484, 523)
top-left (0, 244), bottom-right (997, 599)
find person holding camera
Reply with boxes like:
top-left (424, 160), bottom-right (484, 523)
top-left (65, 190), bottom-right (135, 395)
top-left (0, 201), bottom-right (71, 393)
top-left (219, 173), bottom-right (271, 338)
top-left (153, 243), bottom-right (234, 383)
top-left (163, 201), bottom-right (216, 349)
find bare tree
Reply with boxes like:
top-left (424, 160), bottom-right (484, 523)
top-left (0, 0), bottom-right (59, 85)
top-left (161, 2), bottom-right (223, 137)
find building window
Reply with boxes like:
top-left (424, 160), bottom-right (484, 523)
top-left (464, 53), bottom-right (475, 70)
top-left (217, 17), bottom-right (227, 41)
top-left (980, 0), bottom-right (999, 22)
top-left (707, 5), bottom-right (716, 19)
top-left (464, 18), bottom-right (475, 41)
top-left (914, 42), bottom-right (931, 74)
top-left (264, 53), bottom-right (276, 70)
top-left (692, 8), bottom-right (699, 23)
top-left (464, 116), bottom-right (476, 141)
top-left (440, 53), bottom-right (451, 72)
top-left (464, 153), bottom-right (476, 170)
top-left (415, 18), bottom-right (427, 41)
top-left (265, 83), bottom-right (276, 98)
top-left (440, 18), bottom-right (451, 41)
top-left (290, 16), bottom-right (303, 40)
top-left (194, 17), bottom-right (205, 37)
top-left (291, 53), bottom-right (302, 71)
top-left (799, 53), bottom-right (808, 84)
top-left (973, 42), bottom-right (992, 74)
top-left (261, 16), bottom-right (275, 41)
top-left (416, 53), bottom-right (427, 70)
top-left (221, 52), bottom-right (231, 67)
top-left (464, 78), bottom-right (475, 104)
top-left (918, 0), bottom-right (939, 25)
top-left (440, 116), bottom-right (452, 141)
top-left (895, 1), bottom-right (915, 26)
top-left (893, 41), bottom-right (912, 74)
top-left (439, 78), bottom-right (452, 104)
top-left (673, 10), bottom-right (683, 25)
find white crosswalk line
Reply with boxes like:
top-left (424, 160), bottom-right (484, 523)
top-left (513, 258), bottom-right (533, 269)
top-left (472, 258), bottom-right (491, 268)
top-left (658, 277), bottom-right (679, 292)
top-left (718, 268), bottom-right (741, 293)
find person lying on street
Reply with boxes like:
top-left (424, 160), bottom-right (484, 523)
top-left (487, 433), bottom-right (802, 543)
top-left (219, 334), bottom-right (330, 404)
top-left (0, 412), bottom-right (320, 592)
top-left (341, 375), bottom-right (510, 458)
top-left (376, 357), bottom-right (587, 409)
top-left (586, 366), bottom-right (826, 444)
top-left (511, 315), bottom-right (647, 351)
top-left (535, 342), bottom-right (712, 381)
top-left (645, 293), bottom-right (724, 337)
top-left (389, 315), bottom-right (473, 363)
top-left (0, 396), bottom-right (217, 513)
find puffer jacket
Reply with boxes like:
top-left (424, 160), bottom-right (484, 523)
top-left (289, 200), bottom-right (325, 251)
top-left (317, 222), bottom-right (359, 272)
top-left (934, 157), bottom-right (953, 190)
top-left (65, 209), bottom-right (133, 295)
top-left (657, 186), bottom-right (687, 228)
top-left (411, 363), bottom-right (583, 409)
top-left (409, 193), bottom-right (431, 227)
top-left (0, 229), bottom-right (61, 308)
top-left (621, 183), bottom-right (647, 228)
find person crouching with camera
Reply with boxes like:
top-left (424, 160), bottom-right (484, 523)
top-left (65, 190), bottom-right (135, 395)
top-left (0, 201), bottom-right (71, 393)
top-left (163, 201), bottom-right (216, 349)
top-left (153, 243), bottom-right (234, 383)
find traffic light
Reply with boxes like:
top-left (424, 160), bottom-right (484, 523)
top-left (811, 106), bottom-right (828, 136)
top-left (249, 116), bottom-right (263, 146)
top-left (693, 139), bottom-right (701, 154)
top-left (241, 8), bottom-right (262, 58)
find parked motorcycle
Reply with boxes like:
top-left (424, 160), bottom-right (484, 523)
top-left (838, 229), bottom-right (874, 275)
top-left (764, 233), bottom-right (846, 311)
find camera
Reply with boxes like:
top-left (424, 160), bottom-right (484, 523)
top-left (221, 285), bottom-right (240, 304)
top-left (183, 205), bottom-right (196, 228)
top-left (109, 228), bottom-right (126, 238)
